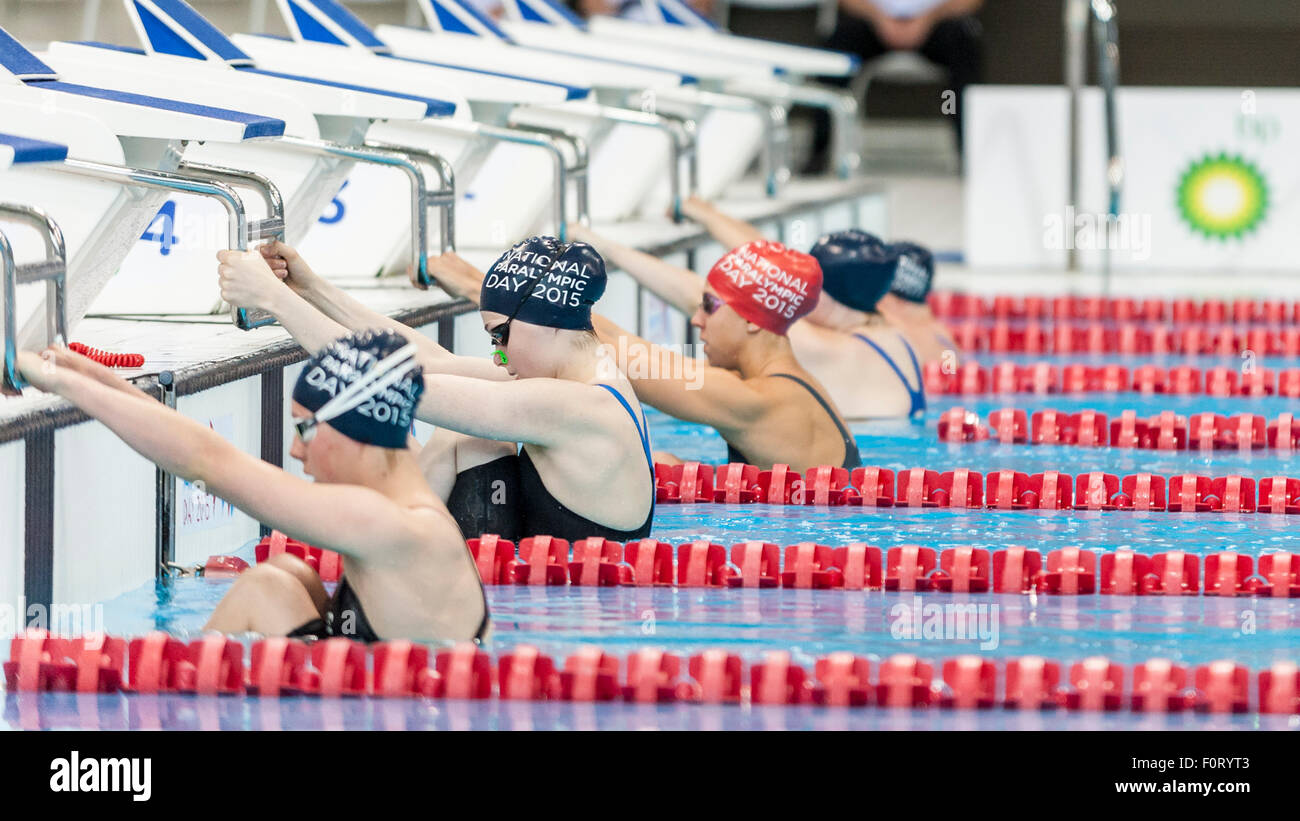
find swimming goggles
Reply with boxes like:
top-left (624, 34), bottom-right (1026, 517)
top-left (701, 292), bottom-right (724, 316)
top-left (294, 343), bottom-right (419, 443)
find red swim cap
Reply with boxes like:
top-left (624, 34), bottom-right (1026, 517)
top-left (705, 241), bottom-right (822, 336)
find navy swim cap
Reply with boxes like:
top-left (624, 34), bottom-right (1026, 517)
top-left (291, 330), bottom-right (424, 449)
top-left (889, 241), bottom-right (935, 303)
top-left (808, 230), bottom-right (897, 312)
top-left (479, 236), bottom-right (607, 330)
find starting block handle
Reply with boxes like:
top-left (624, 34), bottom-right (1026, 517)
top-left (587, 105), bottom-right (698, 222)
top-left (176, 162), bottom-right (286, 331)
top-left (275, 137), bottom-right (456, 290)
top-left (1, 203), bottom-right (67, 394)
top-left (362, 140), bottom-right (458, 275)
top-left (51, 158), bottom-right (262, 330)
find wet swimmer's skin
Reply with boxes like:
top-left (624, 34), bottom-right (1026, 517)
top-left (216, 239), bottom-right (654, 544)
top-left (14, 332), bottom-right (487, 644)
top-left (572, 224), bottom-right (923, 420)
top-left (577, 238), bottom-right (861, 472)
top-left (678, 197), bottom-right (960, 369)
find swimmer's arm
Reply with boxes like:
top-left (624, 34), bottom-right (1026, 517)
top-left (569, 225), bottom-right (702, 315)
top-left (415, 373), bottom-right (621, 447)
top-left (591, 316), bottom-right (764, 431)
top-left (261, 244), bottom-right (505, 382)
top-left (679, 197), bottom-right (766, 250)
top-left (15, 352), bottom-right (429, 560)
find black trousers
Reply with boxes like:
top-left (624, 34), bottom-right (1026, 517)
top-left (808, 14), bottom-right (983, 171)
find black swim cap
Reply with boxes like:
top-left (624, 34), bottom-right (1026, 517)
top-left (889, 241), bottom-right (935, 303)
top-left (291, 330), bottom-right (424, 449)
top-left (479, 236), bottom-right (607, 331)
top-left (808, 230), bottom-right (897, 312)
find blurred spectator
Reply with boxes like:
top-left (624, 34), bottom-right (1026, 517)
top-left (811, 0), bottom-right (984, 172)
top-left (572, 0), bottom-right (715, 21)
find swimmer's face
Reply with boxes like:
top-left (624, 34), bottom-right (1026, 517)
top-left (690, 286), bottom-right (746, 369)
top-left (482, 310), bottom-right (557, 378)
top-left (481, 309), bottom-right (520, 377)
top-left (290, 400), bottom-right (350, 481)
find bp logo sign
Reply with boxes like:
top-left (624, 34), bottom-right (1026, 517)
top-left (1176, 153), bottom-right (1269, 240)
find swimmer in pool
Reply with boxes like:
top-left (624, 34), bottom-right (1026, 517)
top-left (677, 196), bottom-right (960, 369)
top-left (427, 241), bottom-right (860, 473)
top-left (215, 237), bottom-right (653, 544)
top-left (14, 331), bottom-right (488, 644)
top-left (571, 223), bottom-right (926, 420)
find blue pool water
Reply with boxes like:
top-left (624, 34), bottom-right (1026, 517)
top-left (7, 360), bottom-right (1300, 730)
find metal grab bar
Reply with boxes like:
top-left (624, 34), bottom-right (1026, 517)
top-left (48, 158), bottom-right (268, 326)
top-left (1064, 0), bottom-right (1123, 280)
top-left (506, 122), bottom-right (591, 236)
top-left (724, 79), bottom-right (861, 180)
top-left (275, 137), bottom-right (456, 289)
top-left (177, 161), bottom-right (286, 329)
top-left (582, 104), bottom-right (699, 221)
top-left (416, 120), bottom-right (588, 241)
top-left (654, 87), bottom-right (792, 198)
top-left (1, 204), bottom-right (67, 394)
top-left (364, 141), bottom-right (457, 257)
top-left (1093, 0), bottom-right (1122, 260)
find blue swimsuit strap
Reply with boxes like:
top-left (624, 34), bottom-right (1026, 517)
top-left (852, 333), bottom-right (927, 414)
top-left (595, 383), bottom-right (655, 478)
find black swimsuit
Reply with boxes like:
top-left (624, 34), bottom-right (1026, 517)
top-left (723, 373), bottom-right (862, 469)
top-left (288, 575), bottom-right (491, 645)
top-left (446, 384), bottom-right (656, 543)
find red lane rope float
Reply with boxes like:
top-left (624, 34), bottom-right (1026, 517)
top-left (68, 342), bottom-right (144, 368)
top-left (942, 407), bottom-right (1297, 452)
top-left (928, 292), bottom-right (1300, 326)
top-left (923, 361), bottom-right (1290, 396)
top-left (254, 531), bottom-right (344, 582)
top-left (7, 630), bottom-right (1297, 714)
top-left (460, 538), bottom-right (1300, 596)
top-left (946, 320), bottom-right (1300, 356)
top-left (242, 531), bottom-right (1300, 596)
top-left (643, 459), bottom-right (1300, 516)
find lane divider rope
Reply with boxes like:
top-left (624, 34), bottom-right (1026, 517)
top-left (945, 320), bottom-right (1300, 357)
top-left (940, 407), bottom-right (1298, 452)
top-left (923, 360), bottom-right (1294, 396)
top-left (5, 630), bottom-right (1296, 713)
top-left (246, 531), bottom-right (1299, 596)
top-left (929, 292), bottom-right (1299, 326)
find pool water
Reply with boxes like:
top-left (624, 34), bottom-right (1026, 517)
top-left (7, 356), bottom-right (1300, 730)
